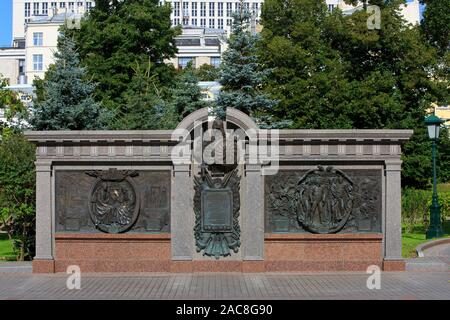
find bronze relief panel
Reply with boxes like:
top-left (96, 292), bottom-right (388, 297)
top-left (55, 170), bottom-right (171, 233)
top-left (265, 166), bottom-right (382, 234)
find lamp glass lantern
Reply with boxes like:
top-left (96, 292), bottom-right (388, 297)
top-left (425, 114), bottom-right (444, 140)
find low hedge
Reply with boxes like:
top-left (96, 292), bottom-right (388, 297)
top-left (402, 187), bottom-right (450, 233)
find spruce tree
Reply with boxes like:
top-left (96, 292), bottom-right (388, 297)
top-left (171, 66), bottom-right (209, 119)
top-left (216, 0), bottom-right (277, 124)
top-left (30, 32), bottom-right (106, 130)
top-left (111, 60), bottom-right (178, 130)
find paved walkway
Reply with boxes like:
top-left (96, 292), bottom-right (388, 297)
top-left (0, 272), bottom-right (448, 300)
top-left (406, 240), bottom-right (450, 272)
top-left (423, 242), bottom-right (450, 261)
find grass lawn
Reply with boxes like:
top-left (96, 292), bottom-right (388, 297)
top-left (0, 233), bottom-right (16, 261)
top-left (402, 220), bottom-right (450, 258)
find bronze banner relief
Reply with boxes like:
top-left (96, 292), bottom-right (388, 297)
top-left (266, 166), bottom-right (382, 234)
top-left (194, 168), bottom-right (241, 259)
top-left (55, 170), bottom-right (171, 233)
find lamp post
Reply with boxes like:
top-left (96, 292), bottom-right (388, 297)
top-left (425, 114), bottom-right (444, 239)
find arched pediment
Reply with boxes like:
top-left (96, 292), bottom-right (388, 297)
top-left (176, 107), bottom-right (258, 134)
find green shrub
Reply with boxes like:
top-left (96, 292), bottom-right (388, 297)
top-left (402, 188), bottom-right (430, 232)
top-left (0, 131), bottom-right (36, 261)
top-left (402, 187), bottom-right (450, 233)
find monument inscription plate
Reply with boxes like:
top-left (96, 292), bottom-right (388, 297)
top-left (202, 189), bottom-right (233, 232)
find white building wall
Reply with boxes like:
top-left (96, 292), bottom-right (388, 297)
top-left (0, 48), bottom-right (25, 85)
top-left (13, 0), bottom-right (94, 40)
top-left (25, 22), bottom-right (60, 82)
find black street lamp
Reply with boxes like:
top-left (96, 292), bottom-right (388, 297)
top-left (425, 114), bottom-right (445, 239)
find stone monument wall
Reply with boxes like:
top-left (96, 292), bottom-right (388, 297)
top-left (25, 108), bottom-right (412, 273)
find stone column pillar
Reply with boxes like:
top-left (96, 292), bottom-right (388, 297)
top-left (33, 161), bottom-right (54, 273)
top-left (171, 164), bottom-right (193, 261)
top-left (383, 159), bottom-right (404, 270)
top-left (242, 164), bottom-right (264, 262)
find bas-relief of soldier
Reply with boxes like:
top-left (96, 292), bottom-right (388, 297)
top-left (266, 166), bottom-right (382, 234)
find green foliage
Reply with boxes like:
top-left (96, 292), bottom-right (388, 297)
top-left (402, 187), bottom-right (450, 233)
top-left (30, 32), bottom-right (107, 130)
top-left (402, 188), bottom-right (430, 232)
top-left (109, 60), bottom-right (178, 129)
top-left (0, 132), bottom-right (36, 261)
top-left (70, 0), bottom-right (180, 121)
top-left (171, 67), bottom-right (209, 119)
top-left (193, 64), bottom-right (220, 81)
top-left (0, 75), bottom-right (26, 128)
top-left (259, 0), bottom-right (449, 187)
top-left (216, 1), bottom-right (277, 123)
top-left (420, 0), bottom-right (450, 54)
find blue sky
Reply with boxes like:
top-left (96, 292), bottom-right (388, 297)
top-left (0, 0), bottom-right (425, 47)
top-left (0, 0), bottom-right (12, 47)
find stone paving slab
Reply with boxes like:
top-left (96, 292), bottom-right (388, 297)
top-left (423, 242), bottom-right (450, 260)
top-left (0, 262), bottom-right (32, 273)
top-left (0, 272), bottom-right (448, 300)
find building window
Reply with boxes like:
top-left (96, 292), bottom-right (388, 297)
top-left (86, 2), bottom-right (93, 10)
top-left (25, 3), bottom-right (31, 17)
top-left (33, 54), bottom-right (43, 71)
top-left (200, 18), bottom-right (206, 27)
top-left (200, 2), bottom-right (206, 17)
top-left (235, 2), bottom-right (240, 12)
top-left (252, 3), bottom-right (259, 15)
top-left (33, 32), bottom-right (43, 46)
top-left (192, 18), bottom-right (197, 26)
top-left (226, 18), bottom-right (232, 26)
top-left (218, 3), bottom-right (223, 17)
top-left (69, 2), bottom-right (75, 12)
top-left (33, 2), bottom-right (39, 15)
top-left (19, 59), bottom-right (25, 74)
top-left (218, 19), bottom-right (223, 29)
top-left (173, 18), bottom-right (180, 25)
top-left (59, 2), bottom-right (66, 9)
top-left (209, 18), bottom-right (215, 28)
top-left (328, 4), bottom-right (335, 11)
top-left (211, 57), bottom-right (221, 68)
top-left (192, 2), bottom-right (197, 16)
top-left (51, 2), bottom-right (57, 10)
top-left (183, 17), bottom-right (189, 25)
top-left (226, 2), bottom-right (232, 17)
top-left (244, 2), bottom-right (250, 11)
top-left (209, 2), bottom-right (215, 16)
top-left (178, 57), bottom-right (194, 69)
top-left (183, 2), bottom-right (189, 17)
top-left (174, 2), bottom-right (180, 16)
top-left (42, 2), bottom-right (48, 15)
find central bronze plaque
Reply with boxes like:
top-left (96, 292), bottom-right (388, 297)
top-left (201, 189), bottom-right (233, 232)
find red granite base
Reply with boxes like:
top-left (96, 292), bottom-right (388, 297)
top-left (33, 259), bottom-right (55, 273)
top-left (52, 233), bottom-right (171, 273)
top-left (264, 233), bottom-right (384, 272)
top-left (32, 232), bottom-right (393, 273)
top-left (382, 259), bottom-right (406, 271)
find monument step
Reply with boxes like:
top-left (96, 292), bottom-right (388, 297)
top-left (0, 261), bottom-right (32, 273)
top-left (405, 258), bottom-right (449, 272)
